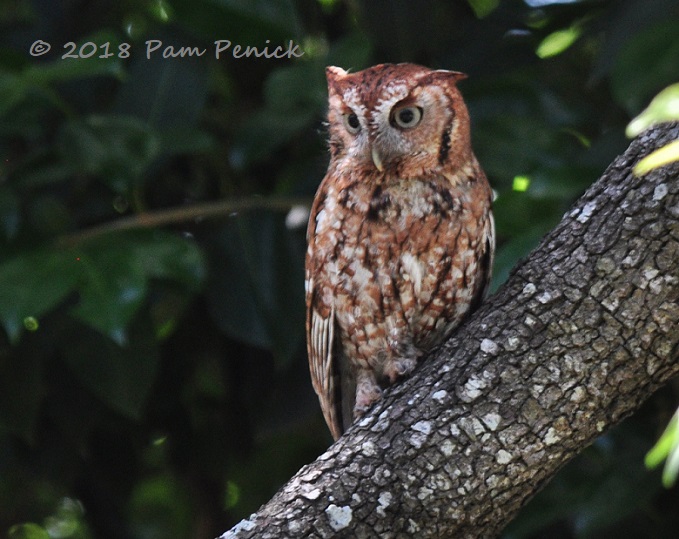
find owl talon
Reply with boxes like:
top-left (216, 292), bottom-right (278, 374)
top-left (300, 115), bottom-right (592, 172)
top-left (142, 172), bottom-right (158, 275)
top-left (354, 371), bottom-right (383, 418)
top-left (385, 356), bottom-right (418, 383)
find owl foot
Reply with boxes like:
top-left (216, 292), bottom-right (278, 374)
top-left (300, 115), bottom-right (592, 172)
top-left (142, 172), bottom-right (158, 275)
top-left (354, 370), bottom-right (383, 419)
top-left (384, 356), bottom-right (418, 383)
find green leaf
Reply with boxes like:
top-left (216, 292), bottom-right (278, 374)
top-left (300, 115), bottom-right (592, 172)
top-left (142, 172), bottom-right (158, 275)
top-left (147, 0), bottom-right (174, 22)
top-left (43, 498), bottom-right (85, 538)
top-left (129, 474), bottom-right (193, 538)
top-left (23, 51), bottom-right (124, 86)
top-left (58, 115), bottom-right (161, 192)
top-left (512, 175), bottom-right (531, 192)
top-left (662, 440), bottom-right (679, 488)
top-left (466, 0), bottom-right (500, 18)
top-left (58, 318), bottom-right (159, 419)
top-left (645, 410), bottom-right (679, 487)
top-left (263, 62), bottom-right (326, 113)
top-left (204, 212), bottom-right (305, 367)
top-left (0, 71), bottom-right (28, 117)
top-left (128, 231), bottom-right (206, 289)
top-left (626, 83), bottom-right (679, 138)
top-left (634, 139), bottom-right (679, 176)
top-left (69, 251), bottom-right (147, 345)
top-left (157, 127), bottom-right (215, 155)
top-left (8, 523), bottom-right (49, 539)
top-left (325, 32), bottom-right (372, 71)
top-left (71, 232), bottom-right (205, 343)
top-left (0, 248), bottom-right (81, 343)
top-left (234, 108), bottom-right (316, 165)
top-left (536, 25), bottom-right (583, 59)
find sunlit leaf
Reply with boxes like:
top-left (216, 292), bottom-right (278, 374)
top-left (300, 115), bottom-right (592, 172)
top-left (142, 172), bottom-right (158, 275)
top-left (512, 175), bottom-right (531, 192)
top-left (147, 0), bottom-right (174, 22)
top-left (634, 139), bottom-right (679, 176)
top-left (645, 409), bottom-right (679, 487)
top-left (22, 316), bottom-right (39, 332)
top-left (8, 523), bottom-right (49, 539)
top-left (44, 498), bottom-right (84, 538)
top-left (662, 440), bottom-right (679, 488)
top-left (626, 83), bottom-right (679, 138)
top-left (536, 25), bottom-right (582, 58)
top-left (645, 415), bottom-right (679, 469)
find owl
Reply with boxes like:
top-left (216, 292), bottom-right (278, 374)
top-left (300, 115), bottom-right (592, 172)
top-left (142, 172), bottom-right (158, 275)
top-left (305, 63), bottom-right (494, 440)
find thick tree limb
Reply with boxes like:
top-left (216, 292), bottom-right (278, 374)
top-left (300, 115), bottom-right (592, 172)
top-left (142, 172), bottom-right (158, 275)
top-left (218, 123), bottom-right (679, 539)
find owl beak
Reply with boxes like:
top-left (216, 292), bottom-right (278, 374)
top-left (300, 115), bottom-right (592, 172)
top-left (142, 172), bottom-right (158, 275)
top-left (371, 146), bottom-right (384, 172)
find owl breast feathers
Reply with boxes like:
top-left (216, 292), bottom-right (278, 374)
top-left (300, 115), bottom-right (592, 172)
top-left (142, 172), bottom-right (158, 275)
top-left (305, 63), bottom-right (494, 440)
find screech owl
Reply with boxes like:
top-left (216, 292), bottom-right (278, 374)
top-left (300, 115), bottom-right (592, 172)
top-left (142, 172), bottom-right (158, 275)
top-left (305, 63), bottom-right (495, 440)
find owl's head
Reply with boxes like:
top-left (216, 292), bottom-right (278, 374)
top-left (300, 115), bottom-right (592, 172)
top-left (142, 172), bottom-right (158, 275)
top-left (325, 63), bottom-right (473, 178)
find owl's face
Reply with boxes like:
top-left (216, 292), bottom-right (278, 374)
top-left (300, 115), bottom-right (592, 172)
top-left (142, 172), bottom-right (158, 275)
top-left (326, 63), bottom-right (473, 178)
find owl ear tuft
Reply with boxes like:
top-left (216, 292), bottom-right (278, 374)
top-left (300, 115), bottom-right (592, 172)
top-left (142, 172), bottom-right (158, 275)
top-left (432, 69), bottom-right (468, 85)
top-left (326, 66), bottom-right (348, 85)
top-left (326, 66), bottom-right (349, 96)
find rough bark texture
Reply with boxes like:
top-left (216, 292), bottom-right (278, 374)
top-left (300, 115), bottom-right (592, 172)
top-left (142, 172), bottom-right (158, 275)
top-left (218, 123), bottom-right (679, 539)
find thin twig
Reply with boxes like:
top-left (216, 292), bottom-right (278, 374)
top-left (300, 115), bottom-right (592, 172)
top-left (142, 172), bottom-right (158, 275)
top-left (57, 196), bottom-right (311, 247)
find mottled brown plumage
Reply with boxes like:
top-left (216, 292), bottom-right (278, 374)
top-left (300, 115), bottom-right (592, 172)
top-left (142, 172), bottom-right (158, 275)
top-left (306, 63), bottom-right (494, 440)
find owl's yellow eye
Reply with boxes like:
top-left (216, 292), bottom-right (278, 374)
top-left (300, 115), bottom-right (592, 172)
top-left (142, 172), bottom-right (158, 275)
top-left (343, 112), bottom-right (361, 134)
top-left (392, 106), bottom-right (423, 129)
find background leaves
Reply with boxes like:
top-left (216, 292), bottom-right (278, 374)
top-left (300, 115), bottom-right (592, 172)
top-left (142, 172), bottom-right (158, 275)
top-left (0, 1), bottom-right (678, 538)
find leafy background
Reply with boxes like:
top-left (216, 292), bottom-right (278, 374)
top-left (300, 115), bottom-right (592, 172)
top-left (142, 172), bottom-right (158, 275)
top-left (1, 0), bottom-right (678, 537)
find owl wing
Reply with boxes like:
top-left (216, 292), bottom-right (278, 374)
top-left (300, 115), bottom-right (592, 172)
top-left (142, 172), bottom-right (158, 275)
top-left (472, 210), bottom-right (496, 310)
top-left (306, 296), bottom-right (345, 440)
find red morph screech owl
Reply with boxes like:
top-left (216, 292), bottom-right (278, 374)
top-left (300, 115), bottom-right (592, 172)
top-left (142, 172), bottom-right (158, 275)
top-left (305, 63), bottom-right (495, 440)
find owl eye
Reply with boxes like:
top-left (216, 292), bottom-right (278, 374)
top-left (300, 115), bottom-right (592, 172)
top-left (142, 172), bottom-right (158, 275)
top-left (343, 112), bottom-right (361, 134)
top-left (392, 106), bottom-right (423, 129)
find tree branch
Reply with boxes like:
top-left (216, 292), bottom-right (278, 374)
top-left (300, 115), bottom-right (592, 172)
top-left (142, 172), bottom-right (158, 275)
top-left (56, 196), bottom-right (310, 247)
top-left (217, 123), bottom-right (679, 539)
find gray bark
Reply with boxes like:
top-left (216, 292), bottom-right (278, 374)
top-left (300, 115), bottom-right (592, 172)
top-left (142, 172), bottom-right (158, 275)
top-left (218, 122), bottom-right (679, 539)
